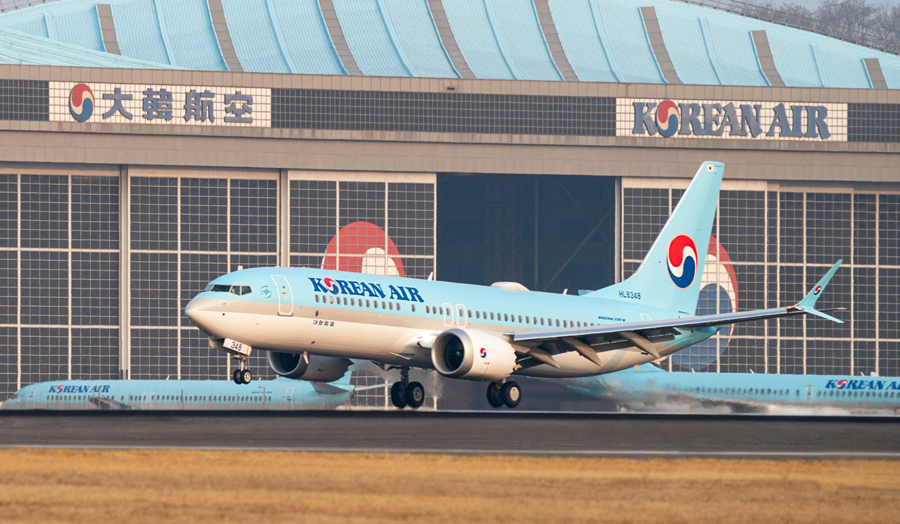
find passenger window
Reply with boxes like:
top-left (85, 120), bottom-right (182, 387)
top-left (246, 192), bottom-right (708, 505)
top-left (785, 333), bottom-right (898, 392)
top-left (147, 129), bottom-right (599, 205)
top-left (540, 318), bottom-right (544, 326)
top-left (490, 312), bottom-right (495, 320)
top-left (426, 305), bottom-right (430, 314)
top-left (503, 314), bottom-right (508, 322)
top-left (315, 295), bottom-right (320, 303)
top-left (366, 299), bottom-right (371, 307)
top-left (555, 319), bottom-right (560, 327)
top-left (517, 315), bottom-right (522, 323)
top-left (411, 304), bottom-right (415, 312)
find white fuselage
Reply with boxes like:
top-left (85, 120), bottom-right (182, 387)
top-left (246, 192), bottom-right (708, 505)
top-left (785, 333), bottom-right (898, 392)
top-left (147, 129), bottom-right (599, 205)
top-left (186, 267), bottom-right (716, 379)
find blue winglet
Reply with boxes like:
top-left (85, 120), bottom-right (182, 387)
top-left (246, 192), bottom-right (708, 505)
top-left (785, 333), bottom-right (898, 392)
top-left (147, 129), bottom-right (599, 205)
top-left (795, 259), bottom-right (843, 323)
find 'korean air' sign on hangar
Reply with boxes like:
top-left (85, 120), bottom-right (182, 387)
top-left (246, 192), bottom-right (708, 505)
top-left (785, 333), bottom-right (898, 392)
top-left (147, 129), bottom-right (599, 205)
top-left (618, 99), bottom-right (847, 141)
top-left (50, 82), bottom-right (271, 127)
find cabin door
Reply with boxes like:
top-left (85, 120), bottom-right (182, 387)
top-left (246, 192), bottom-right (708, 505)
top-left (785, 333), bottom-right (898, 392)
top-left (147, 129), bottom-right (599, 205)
top-left (284, 387), bottom-right (295, 408)
top-left (271, 275), bottom-right (294, 317)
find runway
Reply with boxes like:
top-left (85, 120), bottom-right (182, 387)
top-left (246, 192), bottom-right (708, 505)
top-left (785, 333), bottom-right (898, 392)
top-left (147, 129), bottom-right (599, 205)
top-left (1, 411), bottom-right (898, 458)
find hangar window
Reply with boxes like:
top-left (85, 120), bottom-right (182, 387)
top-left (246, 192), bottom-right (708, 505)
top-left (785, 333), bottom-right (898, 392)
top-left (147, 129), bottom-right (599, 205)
top-left (272, 89), bottom-right (616, 137)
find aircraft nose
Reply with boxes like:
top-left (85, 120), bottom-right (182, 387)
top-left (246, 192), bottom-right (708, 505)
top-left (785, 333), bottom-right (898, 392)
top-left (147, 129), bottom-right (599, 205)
top-left (185, 298), bottom-right (214, 331)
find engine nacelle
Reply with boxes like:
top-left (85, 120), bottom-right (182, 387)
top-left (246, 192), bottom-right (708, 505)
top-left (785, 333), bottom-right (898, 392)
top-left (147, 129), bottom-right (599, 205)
top-left (267, 351), bottom-right (352, 382)
top-left (431, 328), bottom-right (518, 381)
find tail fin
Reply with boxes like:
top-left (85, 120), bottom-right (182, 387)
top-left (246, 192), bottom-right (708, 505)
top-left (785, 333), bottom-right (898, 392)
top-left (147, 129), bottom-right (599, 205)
top-left (587, 161), bottom-right (724, 314)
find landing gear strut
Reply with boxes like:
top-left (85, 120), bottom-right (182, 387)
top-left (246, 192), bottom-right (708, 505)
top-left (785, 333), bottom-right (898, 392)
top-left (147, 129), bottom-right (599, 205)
top-left (487, 380), bottom-right (521, 408)
top-left (390, 368), bottom-right (425, 410)
top-left (232, 356), bottom-right (252, 385)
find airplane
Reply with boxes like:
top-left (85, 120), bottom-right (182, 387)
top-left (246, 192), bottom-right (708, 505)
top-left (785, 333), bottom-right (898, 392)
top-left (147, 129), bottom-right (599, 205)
top-left (1, 374), bottom-right (354, 411)
top-left (568, 364), bottom-right (900, 414)
top-left (185, 161), bottom-right (844, 410)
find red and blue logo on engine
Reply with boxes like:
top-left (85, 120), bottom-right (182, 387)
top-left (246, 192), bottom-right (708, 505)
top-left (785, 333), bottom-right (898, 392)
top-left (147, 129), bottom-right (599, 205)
top-left (656, 100), bottom-right (680, 138)
top-left (69, 83), bottom-right (94, 122)
top-left (666, 234), bottom-right (698, 289)
top-left (479, 348), bottom-right (487, 358)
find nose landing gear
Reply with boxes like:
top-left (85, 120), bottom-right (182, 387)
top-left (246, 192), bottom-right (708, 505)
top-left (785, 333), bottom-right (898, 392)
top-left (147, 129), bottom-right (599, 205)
top-left (487, 380), bottom-right (521, 408)
top-left (232, 355), bottom-right (252, 385)
top-left (390, 368), bottom-right (426, 409)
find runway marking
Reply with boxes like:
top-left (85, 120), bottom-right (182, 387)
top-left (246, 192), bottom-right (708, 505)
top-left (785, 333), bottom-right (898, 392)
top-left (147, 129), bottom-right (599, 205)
top-left (1, 444), bottom-right (899, 459)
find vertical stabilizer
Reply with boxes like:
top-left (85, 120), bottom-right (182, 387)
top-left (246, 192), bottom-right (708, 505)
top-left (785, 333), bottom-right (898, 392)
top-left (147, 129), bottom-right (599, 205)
top-left (588, 161), bottom-right (724, 314)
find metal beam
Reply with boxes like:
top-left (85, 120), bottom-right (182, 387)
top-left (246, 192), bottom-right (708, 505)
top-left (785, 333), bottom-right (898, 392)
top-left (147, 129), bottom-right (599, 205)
top-left (751, 30), bottom-right (785, 87)
top-left (207, 0), bottom-right (244, 72)
top-left (865, 58), bottom-right (888, 89)
top-left (319, 0), bottom-right (363, 75)
top-left (640, 7), bottom-right (681, 84)
top-left (427, 0), bottom-right (474, 79)
top-left (533, 0), bottom-right (578, 81)
top-left (96, 4), bottom-right (121, 55)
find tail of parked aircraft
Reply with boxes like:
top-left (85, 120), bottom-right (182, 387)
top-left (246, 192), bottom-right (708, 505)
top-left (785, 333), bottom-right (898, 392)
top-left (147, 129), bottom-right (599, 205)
top-left (587, 161), bottom-right (724, 314)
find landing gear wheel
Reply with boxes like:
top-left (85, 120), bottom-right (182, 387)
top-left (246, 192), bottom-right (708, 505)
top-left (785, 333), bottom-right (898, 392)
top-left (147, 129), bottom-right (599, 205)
top-left (232, 369), bottom-right (242, 384)
top-left (390, 382), bottom-right (408, 409)
top-left (486, 382), bottom-right (504, 408)
top-left (501, 381), bottom-right (521, 408)
top-left (406, 382), bottom-right (425, 409)
top-left (238, 369), bottom-right (252, 385)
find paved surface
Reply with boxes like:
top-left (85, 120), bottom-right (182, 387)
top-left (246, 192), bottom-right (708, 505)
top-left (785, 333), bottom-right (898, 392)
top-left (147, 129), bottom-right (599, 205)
top-left (1, 411), bottom-right (898, 458)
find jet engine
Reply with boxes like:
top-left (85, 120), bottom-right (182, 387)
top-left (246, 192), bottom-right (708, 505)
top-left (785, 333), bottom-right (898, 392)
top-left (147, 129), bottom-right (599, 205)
top-left (267, 351), bottom-right (352, 382)
top-left (431, 328), bottom-right (518, 381)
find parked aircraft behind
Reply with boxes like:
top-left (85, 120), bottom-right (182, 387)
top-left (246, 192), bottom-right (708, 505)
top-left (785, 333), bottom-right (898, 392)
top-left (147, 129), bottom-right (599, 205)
top-left (186, 161), bottom-right (844, 410)
top-left (1, 375), bottom-right (354, 411)
top-left (569, 364), bottom-right (900, 414)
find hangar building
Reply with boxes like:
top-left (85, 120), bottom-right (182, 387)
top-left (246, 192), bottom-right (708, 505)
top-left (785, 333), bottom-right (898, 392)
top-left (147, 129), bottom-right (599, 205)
top-left (0, 0), bottom-right (898, 406)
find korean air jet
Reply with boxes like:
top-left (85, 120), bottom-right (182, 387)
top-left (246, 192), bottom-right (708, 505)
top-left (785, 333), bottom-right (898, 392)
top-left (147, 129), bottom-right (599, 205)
top-left (2, 374), bottom-right (354, 411)
top-left (186, 162), bottom-right (843, 409)
top-left (568, 364), bottom-right (900, 415)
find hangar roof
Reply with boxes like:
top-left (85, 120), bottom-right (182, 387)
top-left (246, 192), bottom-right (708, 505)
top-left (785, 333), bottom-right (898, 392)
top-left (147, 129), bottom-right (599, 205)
top-left (1, 0), bottom-right (899, 89)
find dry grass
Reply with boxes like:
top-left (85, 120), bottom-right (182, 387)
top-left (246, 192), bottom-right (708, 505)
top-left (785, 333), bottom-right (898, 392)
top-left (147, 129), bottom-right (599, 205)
top-left (0, 449), bottom-right (898, 524)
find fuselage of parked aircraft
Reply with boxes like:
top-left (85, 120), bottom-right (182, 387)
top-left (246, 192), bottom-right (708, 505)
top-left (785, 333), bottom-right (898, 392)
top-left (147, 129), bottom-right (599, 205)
top-left (1, 376), bottom-right (353, 410)
top-left (569, 364), bottom-right (900, 414)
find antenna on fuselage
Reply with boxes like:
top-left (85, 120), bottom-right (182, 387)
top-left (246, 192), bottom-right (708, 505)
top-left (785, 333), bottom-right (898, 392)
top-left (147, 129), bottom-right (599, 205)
top-left (562, 289), bottom-right (568, 295)
top-left (427, 272), bottom-right (434, 281)
top-left (237, 265), bottom-right (244, 271)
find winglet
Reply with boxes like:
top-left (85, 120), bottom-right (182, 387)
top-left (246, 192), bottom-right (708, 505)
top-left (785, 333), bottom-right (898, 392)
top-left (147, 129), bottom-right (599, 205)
top-left (794, 259), bottom-right (843, 323)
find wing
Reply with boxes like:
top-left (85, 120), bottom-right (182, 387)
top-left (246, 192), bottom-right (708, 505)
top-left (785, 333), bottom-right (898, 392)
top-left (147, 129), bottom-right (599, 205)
top-left (511, 260), bottom-right (844, 368)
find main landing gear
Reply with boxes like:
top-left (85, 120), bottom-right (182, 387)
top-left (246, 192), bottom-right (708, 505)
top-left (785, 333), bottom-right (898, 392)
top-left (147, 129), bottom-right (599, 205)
top-left (487, 381), bottom-right (521, 409)
top-left (232, 356), bottom-right (252, 385)
top-left (390, 368), bottom-right (425, 410)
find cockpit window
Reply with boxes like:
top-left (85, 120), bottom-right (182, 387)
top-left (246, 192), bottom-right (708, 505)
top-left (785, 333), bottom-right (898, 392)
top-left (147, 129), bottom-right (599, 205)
top-left (210, 284), bottom-right (252, 296)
